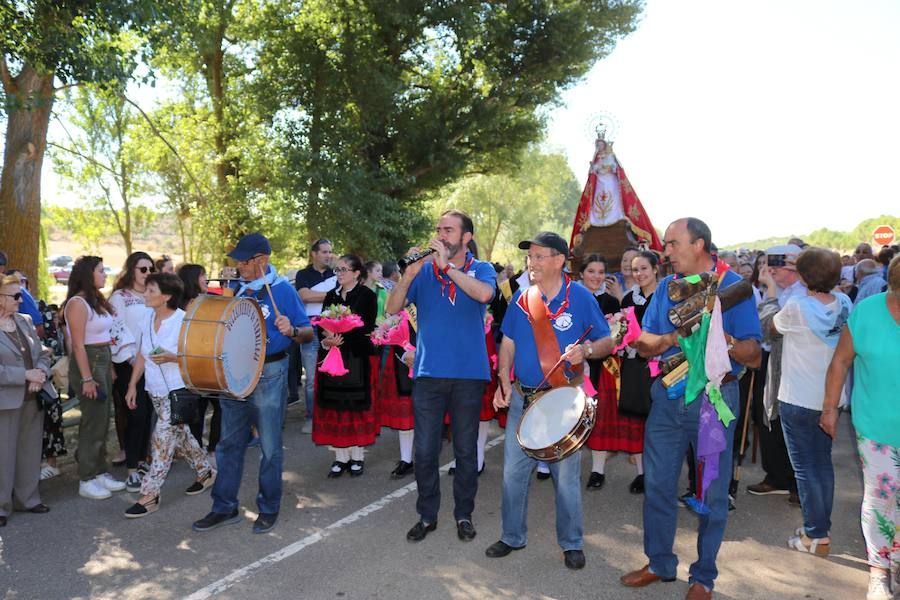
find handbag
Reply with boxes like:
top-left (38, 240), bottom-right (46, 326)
top-left (148, 316), bottom-right (203, 426)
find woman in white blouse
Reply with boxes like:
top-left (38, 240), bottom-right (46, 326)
top-left (123, 273), bottom-right (214, 518)
top-left (774, 247), bottom-right (851, 555)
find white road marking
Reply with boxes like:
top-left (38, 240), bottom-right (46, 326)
top-left (185, 434), bottom-right (506, 599)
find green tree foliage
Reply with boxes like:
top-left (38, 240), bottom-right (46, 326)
top-left (434, 147), bottom-right (580, 264)
top-left (725, 215), bottom-right (900, 253)
top-left (0, 1), bottom-right (162, 287)
top-left (251, 0), bottom-right (642, 258)
top-left (50, 84), bottom-right (155, 255)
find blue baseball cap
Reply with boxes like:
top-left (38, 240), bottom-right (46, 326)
top-left (228, 233), bottom-right (272, 261)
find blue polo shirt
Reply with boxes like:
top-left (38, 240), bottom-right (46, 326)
top-left (501, 278), bottom-right (611, 388)
top-left (18, 288), bottom-right (43, 327)
top-left (237, 279), bottom-right (311, 356)
top-left (406, 257), bottom-right (496, 380)
top-left (641, 269), bottom-right (761, 376)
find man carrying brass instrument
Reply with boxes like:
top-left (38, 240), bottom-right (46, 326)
top-left (621, 218), bottom-right (761, 600)
top-left (485, 231), bottom-right (612, 570)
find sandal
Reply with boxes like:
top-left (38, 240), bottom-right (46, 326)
top-left (124, 495), bottom-right (160, 519)
top-left (787, 531), bottom-right (830, 555)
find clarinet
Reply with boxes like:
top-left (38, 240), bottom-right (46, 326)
top-left (398, 247), bottom-right (437, 268)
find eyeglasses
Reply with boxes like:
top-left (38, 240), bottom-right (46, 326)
top-left (236, 254), bottom-right (265, 265)
top-left (137, 266), bottom-right (156, 274)
top-left (526, 252), bottom-right (559, 264)
top-left (334, 267), bottom-right (355, 273)
top-left (0, 292), bottom-right (22, 301)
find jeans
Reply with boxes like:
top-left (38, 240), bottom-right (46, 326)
top-left (779, 401), bottom-right (833, 539)
top-left (300, 337), bottom-right (320, 418)
top-left (412, 377), bottom-right (485, 523)
top-left (500, 386), bottom-right (583, 551)
top-left (643, 378), bottom-right (739, 590)
top-left (211, 356), bottom-right (289, 515)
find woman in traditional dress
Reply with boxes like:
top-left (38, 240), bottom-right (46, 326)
top-left (312, 255), bottom-right (379, 477)
top-left (578, 253), bottom-right (629, 491)
top-left (615, 250), bottom-right (659, 493)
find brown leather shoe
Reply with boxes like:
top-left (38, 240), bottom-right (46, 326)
top-left (620, 565), bottom-right (676, 587)
top-left (685, 582), bottom-right (712, 599)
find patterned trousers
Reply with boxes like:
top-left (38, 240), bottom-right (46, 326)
top-left (857, 433), bottom-right (900, 570)
top-left (141, 394), bottom-right (212, 497)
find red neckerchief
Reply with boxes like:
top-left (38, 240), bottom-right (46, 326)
top-left (516, 274), bottom-right (572, 322)
top-left (433, 252), bottom-right (475, 305)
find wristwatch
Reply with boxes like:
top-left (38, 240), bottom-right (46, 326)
top-left (584, 343), bottom-right (593, 357)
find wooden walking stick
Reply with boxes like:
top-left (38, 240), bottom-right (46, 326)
top-left (733, 371), bottom-right (755, 484)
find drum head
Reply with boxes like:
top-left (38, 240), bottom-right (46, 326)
top-left (221, 299), bottom-right (265, 398)
top-left (519, 387), bottom-right (586, 450)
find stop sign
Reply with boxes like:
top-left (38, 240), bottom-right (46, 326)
top-left (873, 225), bottom-right (895, 246)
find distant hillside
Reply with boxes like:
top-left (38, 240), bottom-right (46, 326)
top-left (723, 215), bottom-right (899, 253)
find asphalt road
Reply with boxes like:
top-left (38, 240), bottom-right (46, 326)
top-left (0, 407), bottom-right (870, 600)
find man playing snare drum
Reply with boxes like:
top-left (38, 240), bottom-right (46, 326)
top-left (487, 231), bottom-right (613, 570)
top-left (192, 233), bottom-right (313, 535)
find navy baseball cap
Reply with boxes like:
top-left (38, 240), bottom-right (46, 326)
top-left (518, 232), bottom-right (570, 257)
top-left (228, 233), bottom-right (272, 261)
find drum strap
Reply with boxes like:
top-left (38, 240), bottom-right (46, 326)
top-left (524, 285), bottom-right (571, 388)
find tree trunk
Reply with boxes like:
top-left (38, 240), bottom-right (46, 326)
top-left (0, 63), bottom-right (55, 287)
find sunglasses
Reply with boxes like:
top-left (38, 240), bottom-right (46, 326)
top-left (334, 267), bottom-right (356, 273)
top-left (0, 292), bottom-right (22, 301)
top-left (137, 266), bottom-right (157, 274)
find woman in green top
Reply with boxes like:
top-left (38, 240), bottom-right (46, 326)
top-left (821, 254), bottom-right (900, 600)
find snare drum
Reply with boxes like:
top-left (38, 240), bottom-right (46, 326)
top-left (178, 295), bottom-right (266, 399)
top-left (516, 386), bottom-right (596, 462)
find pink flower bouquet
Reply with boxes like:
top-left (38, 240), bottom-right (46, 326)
top-left (371, 311), bottom-right (416, 376)
top-left (312, 305), bottom-right (364, 376)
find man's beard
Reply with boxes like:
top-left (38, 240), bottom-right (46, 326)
top-left (444, 240), bottom-right (463, 257)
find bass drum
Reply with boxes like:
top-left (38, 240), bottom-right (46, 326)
top-left (178, 295), bottom-right (266, 399)
top-left (516, 385), bottom-right (596, 462)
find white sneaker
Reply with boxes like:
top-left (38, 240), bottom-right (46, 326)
top-left (40, 463), bottom-right (61, 480)
top-left (867, 571), bottom-right (892, 600)
top-left (79, 478), bottom-right (112, 500)
top-left (96, 472), bottom-right (126, 492)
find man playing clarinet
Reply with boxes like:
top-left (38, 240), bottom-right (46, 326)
top-left (386, 210), bottom-right (496, 543)
top-left (620, 218), bottom-right (761, 600)
top-left (485, 231), bottom-right (613, 570)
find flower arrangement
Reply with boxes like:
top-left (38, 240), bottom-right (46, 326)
top-left (371, 310), bottom-right (415, 376)
top-left (606, 306), bottom-right (642, 353)
top-left (311, 305), bottom-right (365, 376)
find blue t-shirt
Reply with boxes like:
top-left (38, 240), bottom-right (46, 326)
top-left (501, 278), bottom-right (611, 387)
top-left (406, 257), bottom-right (496, 380)
top-left (18, 288), bottom-right (43, 327)
top-left (641, 269), bottom-right (761, 376)
top-left (238, 280), bottom-right (311, 356)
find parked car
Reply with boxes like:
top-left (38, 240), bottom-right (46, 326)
top-left (47, 255), bottom-right (73, 267)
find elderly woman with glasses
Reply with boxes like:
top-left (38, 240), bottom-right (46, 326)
top-left (0, 274), bottom-right (52, 526)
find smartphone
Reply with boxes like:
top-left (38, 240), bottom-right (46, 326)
top-left (150, 346), bottom-right (163, 355)
top-left (95, 387), bottom-right (107, 402)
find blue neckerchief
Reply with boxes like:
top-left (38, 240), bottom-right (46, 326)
top-left (235, 264), bottom-right (290, 297)
top-left (796, 292), bottom-right (852, 348)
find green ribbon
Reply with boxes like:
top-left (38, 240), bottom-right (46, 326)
top-left (707, 386), bottom-right (736, 427)
top-left (678, 312), bottom-right (711, 405)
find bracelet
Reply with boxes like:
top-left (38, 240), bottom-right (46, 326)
top-left (81, 376), bottom-right (94, 383)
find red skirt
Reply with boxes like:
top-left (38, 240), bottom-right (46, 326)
top-left (586, 357), bottom-right (645, 453)
top-left (378, 350), bottom-right (414, 431)
top-left (312, 355), bottom-right (380, 448)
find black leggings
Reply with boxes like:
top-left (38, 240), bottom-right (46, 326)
top-left (113, 361), bottom-right (153, 469)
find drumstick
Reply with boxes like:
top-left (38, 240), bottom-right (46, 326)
top-left (534, 325), bottom-right (593, 390)
top-left (258, 263), bottom-right (282, 320)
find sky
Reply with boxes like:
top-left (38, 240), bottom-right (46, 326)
top-left (40, 0), bottom-right (900, 247)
